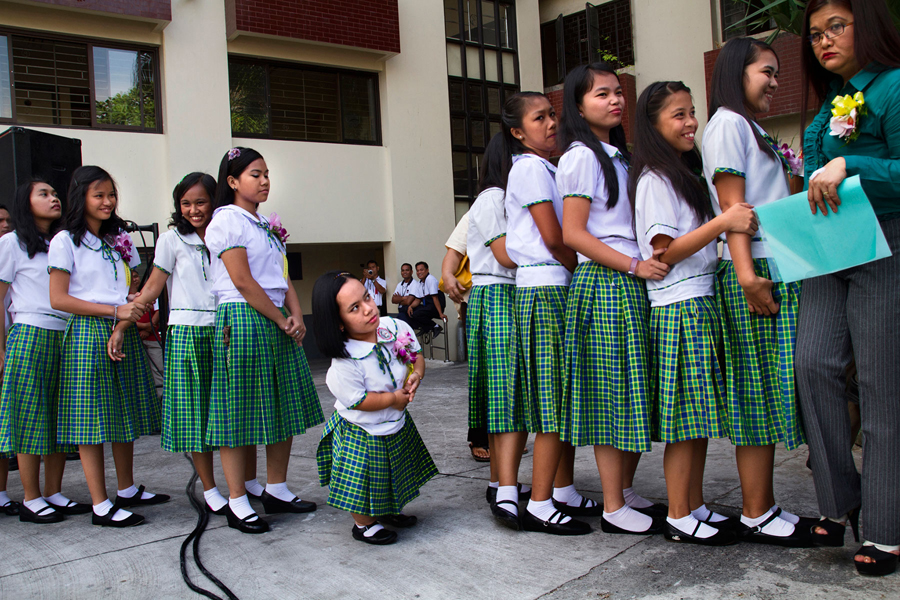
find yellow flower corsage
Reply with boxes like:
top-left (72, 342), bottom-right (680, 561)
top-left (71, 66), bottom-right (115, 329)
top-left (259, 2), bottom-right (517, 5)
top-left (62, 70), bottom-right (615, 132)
top-left (829, 91), bottom-right (866, 143)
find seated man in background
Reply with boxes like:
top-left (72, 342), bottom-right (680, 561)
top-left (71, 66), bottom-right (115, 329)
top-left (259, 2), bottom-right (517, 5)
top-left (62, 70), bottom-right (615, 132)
top-left (391, 262), bottom-right (417, 315)
top-left (398, 261), bottom-right (446, 336)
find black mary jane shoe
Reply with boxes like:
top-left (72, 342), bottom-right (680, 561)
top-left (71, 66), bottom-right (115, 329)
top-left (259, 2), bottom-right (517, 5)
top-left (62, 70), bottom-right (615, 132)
top-left (352, 523), bottom-right (398, 545)
top-left (855, 545), bottom-right (900, 577)
top-left (245, 488), bottom-right (263, 500)
top-left (810, 508), bottom-right (860, 547)
top-left (92, 508), bottom-right (145, 528)
top-left (664, 520), bottom-right (738, 546)
top-left (486, 483), bottom-right (532, 506)
top-left (260, 491), bottom-right (317, 515)
top-left (225, 505), bottom-right (269, 534)
top-left (552, 495), bottom-right (603, 517)
top-left (522, 509), bottom-right (592, 536)
top-left (19, 504), bottom-right (64, 524)
top-left (47, 499), bottom-right (92, 516)
top-left (1, 500), bottom-right (21, 516)
top-left (491, 500), bottom-right (523, 531)
top-left (600, 514), bottom-right (663, 536)
top-left (380, 514), bottom-right (417, 528)
top-left (114, 485), bottom-right (171, 508)
top-left (633, 503), bottom-right (669, 520)
top-left (207, 503), bottom-right (228, 516)
top-left (736, 508), bottom-right (813, 548)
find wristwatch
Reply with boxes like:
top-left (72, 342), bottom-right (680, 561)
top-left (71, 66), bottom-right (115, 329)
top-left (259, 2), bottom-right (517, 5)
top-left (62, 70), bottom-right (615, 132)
top-left (627, 257), bottom-right (639, 277)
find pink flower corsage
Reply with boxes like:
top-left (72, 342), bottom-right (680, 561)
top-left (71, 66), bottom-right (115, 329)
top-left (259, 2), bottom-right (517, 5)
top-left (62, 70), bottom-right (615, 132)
top-left (111, 232), bottom-right (134, 263)
top-left (829, 92), bottom-right (866, 143)
top-left (268, 212), bottom-right (290, 245)
top-left (393, 330), bottom-right (419, 381)
top-left (777, 143), bottom-right (803, 176)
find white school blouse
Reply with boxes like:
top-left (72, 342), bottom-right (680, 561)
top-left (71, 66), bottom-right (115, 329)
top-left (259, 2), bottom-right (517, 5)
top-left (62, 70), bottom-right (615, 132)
top-left (152, 229), bottom-right (216, 327)
top-left (48, 230), bottom-right (141, 311)
top-left (468, 187), bottom-right (516, 286)
top-left (205, 205), bottom-right (289, 307)
top-left (701, 107), bottom-right (789, 260)
top-left (505, 153), bottom-right (571, 287)
top-left (557, 141), bottom-right (639, 262)
top-left (325, 317), bottom-right (421, 436)
top-left (635, 170), bottom-right (717, 307)
top-left (0, 233), bottom-right (70, 330)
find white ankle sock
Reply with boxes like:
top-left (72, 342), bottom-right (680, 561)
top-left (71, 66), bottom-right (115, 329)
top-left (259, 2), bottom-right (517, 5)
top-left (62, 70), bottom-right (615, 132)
top-left (496, 486), bottom-right (519, 516)
top-left (203, 488), bottom-right (228, 512)
top-left (228, 495), bottom-right (258, 521)
top-left (519, 483), bottom-right (532, 494)
top-left (117, 485), bottom-right (154, 501)
top-left (265, 482), bottom-right (296, 502)
top-left (528, 498), bottom-right (571, 523)
top-left (623, 487), bottom-right (654, 509)
top-left (603, 504), bottom-right (653, 533)
top-left (772, 505), bottom-right (798, 525)
top-left (24, 497), bottom-right (52, 513)
top-left (668, 514), bottom-right (717, 539)
top-left (359, 522), bottom-right (385, 537)
top-left (44, 492), bottom-right (72, 507)
top-left (692, 504), bottom-right (728, 523)
top-left (741, 508), bottom-right (795, 537)
top-left (244, 479), bottom-right (265, 497)
top-left (93, 499), bottom-right (131, 521)
top-left (863, 541), bottom-right (900, 553)
top-left (0, 491), bottom-right (12, 506)
top-left (552, 484), bottom-right (596, 508)
top-left (488, 481), bottom-right (499, 489)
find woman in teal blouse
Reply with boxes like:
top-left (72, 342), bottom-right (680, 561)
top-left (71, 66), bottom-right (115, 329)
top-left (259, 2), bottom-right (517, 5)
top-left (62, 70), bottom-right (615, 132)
top-left (795, 0), bottom-right (900, 578)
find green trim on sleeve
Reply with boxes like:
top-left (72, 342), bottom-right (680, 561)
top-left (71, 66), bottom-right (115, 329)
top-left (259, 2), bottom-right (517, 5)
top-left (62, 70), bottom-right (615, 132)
top-left (564, 193), bottom-right (593, 202)
top-left (712, 167), bottom-right (746, 179)
top-left (153, 263), bottom-right (172, 275)
top-left (0, 277), bottom-right (11, 284)
top-left (645, 223), bottom-right (679, 235)
top-left (523, 199), bottom-right (553, 208)
top-left (483, 233), bottom-right (506, 247)
top-left (47, 266), bottom-right (71, 274)
top-left (348, 394), bottom-right (368, 410)
top-left (217, 245), bottom-right (246, 258)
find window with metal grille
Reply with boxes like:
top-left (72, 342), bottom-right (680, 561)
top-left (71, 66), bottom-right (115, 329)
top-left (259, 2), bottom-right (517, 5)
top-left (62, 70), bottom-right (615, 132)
top-left (721, 0), bottom-right (772, 41)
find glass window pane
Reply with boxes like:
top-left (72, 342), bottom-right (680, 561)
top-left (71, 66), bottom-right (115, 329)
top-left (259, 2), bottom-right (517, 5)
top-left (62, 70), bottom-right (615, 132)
top-left (501, 52), bottom-right (515, 84)
top-left (228, 61), bottom-right (269, 135)
top-left (499, 5), bottom-right (512, 48)
top-left (451, 116), bottom-right (466, 146)
top-left (486, 87), bottom-right (501, 115)
top-left (470, 118), bottom-right (486, 148)
top-left (465, 46), bottom-right (481, 79)
top-left (484, 49), bottom-right (498, 82)
top-left (446, 44), bottom-right (462, 78)
top-left (449, 81), bottom-right (464, 112)
top-left (93, 47), bottom-right (142, 127)
top-left (444, 0), bottom-right (460, 39)
top-left (12, 36), bottom-right (90, 127)
top-left (482, 2), bottom-right (497, 46)
top-left (489, 120), bottom-right (501, 139)
top-left (452, 151), bottom-right (470, 199)
top-left (341, 74), bottom-right (377, 142)
top-left (467, 86), bottom-right (482, 113)
top-left (138, 51), bottom-right (156, 129)
top-left (270, 68), bottom-right (340, 142)
top-left (0, 36), bottom-right (11, 119)
top-left (466, 0), bottom-right (477, 42)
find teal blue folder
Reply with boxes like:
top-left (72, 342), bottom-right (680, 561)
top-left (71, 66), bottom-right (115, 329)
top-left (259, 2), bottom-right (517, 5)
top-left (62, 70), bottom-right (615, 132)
top-left (754, 176), bottom-right (892, 283)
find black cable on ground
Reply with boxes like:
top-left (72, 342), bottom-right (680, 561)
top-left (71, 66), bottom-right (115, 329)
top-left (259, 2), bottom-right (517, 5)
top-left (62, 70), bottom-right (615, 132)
top-left (180, 454), bottom-right (240, 600)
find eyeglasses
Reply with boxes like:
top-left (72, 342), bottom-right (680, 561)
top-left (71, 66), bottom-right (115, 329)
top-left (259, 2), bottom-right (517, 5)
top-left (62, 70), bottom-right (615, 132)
top-left (809, 21), bottom-right (853, 46)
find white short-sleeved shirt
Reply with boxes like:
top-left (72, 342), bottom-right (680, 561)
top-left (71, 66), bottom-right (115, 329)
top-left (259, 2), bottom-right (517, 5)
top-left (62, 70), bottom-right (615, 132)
top-left (635, 171), bottom-right (717, 307)
top-left (468, 187), bottom-right (516, 286)
top-left (701, 107), bottom-right (789, 260)
top-left (557, 141), bottom-right (638, 261)
top-left (205, 205), bottom-right (289, 307)
top-left (363, 276), bottom-right (386, 307)
top-left (505, 154), bottom-right (571, 287)
top-left (445, 212), bottom-right (468, 255)
top-left (0, 233), bottom-right (70, 330)
top-left (325, 317), bottom-right (421, 436)
top-left (412, 273), bottom-right (440, 299)
top-left (393, 279), bottom-right (415, 300)
top-left (48, 230), bottom-right (141, 311)
top-left (152, 229), bottom-right (216, 327)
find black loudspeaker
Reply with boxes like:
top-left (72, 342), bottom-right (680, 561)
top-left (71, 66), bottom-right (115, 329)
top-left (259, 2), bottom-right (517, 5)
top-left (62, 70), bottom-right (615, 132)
top-left (0, 127), bottom-right (82, 209)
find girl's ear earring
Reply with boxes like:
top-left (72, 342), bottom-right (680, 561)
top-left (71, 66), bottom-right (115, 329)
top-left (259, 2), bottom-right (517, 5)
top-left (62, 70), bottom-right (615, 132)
top-left (579, 113), bottom-right (584, 118)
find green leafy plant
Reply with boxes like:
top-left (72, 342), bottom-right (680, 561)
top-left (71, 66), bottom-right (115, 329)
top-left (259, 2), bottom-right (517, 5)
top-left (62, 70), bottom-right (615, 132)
top-left (729, 0), bottom-right (900, 43)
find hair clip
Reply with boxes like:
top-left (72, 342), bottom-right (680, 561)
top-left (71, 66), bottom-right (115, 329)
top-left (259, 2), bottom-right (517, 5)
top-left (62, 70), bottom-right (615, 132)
top-left (333, 271), bottom-right (351, 280)
top-left (227, 148), bottom-right (241, 161)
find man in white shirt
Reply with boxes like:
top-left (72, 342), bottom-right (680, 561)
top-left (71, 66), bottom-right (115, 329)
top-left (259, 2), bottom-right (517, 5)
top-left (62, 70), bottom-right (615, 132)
top-left (0, 204), bottom-right (12, 237)
top-left (391, 263), bottom-right (416, 315)
top-left (398, 261), bottom-right (446, 336)
top-left (361, 259), bottom-right (387, 316)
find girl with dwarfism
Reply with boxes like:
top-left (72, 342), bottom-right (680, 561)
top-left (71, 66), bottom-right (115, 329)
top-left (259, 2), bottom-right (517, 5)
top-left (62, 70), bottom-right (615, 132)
top-left (630, 81), bottom-right (759, 545)
top-left (204, 147), bottom-right (324, 534)
top-left (795, 0), bottom-right (900, 577)
top-left (556, 63), bottom-right (668, 537)
top-left (0, 180), bottom-right (89, 524)
top-left (701, 38), bottom-right (814, 547)
top-left (312, 271), bottom-right (437, 545)
top-left (48, 166), bottom-right (167, 528)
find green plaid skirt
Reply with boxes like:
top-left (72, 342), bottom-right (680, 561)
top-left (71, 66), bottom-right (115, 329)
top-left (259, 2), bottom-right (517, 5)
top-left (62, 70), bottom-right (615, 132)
top-left (57, 316), bottom-right (159, 445)
top-left (161, 325), bottom-right (217, 453)
top-left (0, 324), bottom-right (76, 455)
top-left (207, 303), bottom-right (324, 448)
top-left (716, 259), bottom-right (805, 449)
top-left (510, 285), bottom-right (568, 434)
top-left (466, 284), bottom-right (525, 433)
top-left (650, 296), bottom-right (730, 443)
top-left (562, 262), bottom-right (652, 451)
top-left (316, 411), bottom-right (437, 516)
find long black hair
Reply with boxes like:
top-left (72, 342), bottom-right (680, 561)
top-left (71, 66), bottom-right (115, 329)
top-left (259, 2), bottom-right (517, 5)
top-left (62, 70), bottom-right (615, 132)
top-left (478, 132), bottom-right (513, 193)
top-left (628, 82), bottom-right (713, 227)
top-left (63, 166), bottom-right (128, 246)
top-left (171, 172), bottom-right (217, 234)
top-left (558, 62), bottom-right (631, 209)
top-left (10, 179), bottom-right (63, 257)
top-left (708, 36), bottom-right (778, 155)
top-left (215, 147), bottom-right (265, 208)
top-left (311, 270), bottom-right (356, 359)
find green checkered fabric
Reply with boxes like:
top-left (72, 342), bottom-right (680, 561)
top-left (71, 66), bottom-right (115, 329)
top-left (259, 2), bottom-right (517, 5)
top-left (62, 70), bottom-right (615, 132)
top-left (57, 316), bottom-right (157, 444)
top-left (316, 411), bottom-right (437, 516)
top-left (649, 296), bottom-right (730, 443)
top-left (0, 324), bottom-right (76, 455)
top-left (161, 325), bottom-right (217, 453)
top-left (466, 284), bottom-right (525, 433)
top-left (562, 262), bottom-right (652, 452)
top-left (207, 302), bottom-right (324, 447)
top-left (510, 285), bottom-right (568, 434)
top-left (716, 259), bottom-right (806, 449)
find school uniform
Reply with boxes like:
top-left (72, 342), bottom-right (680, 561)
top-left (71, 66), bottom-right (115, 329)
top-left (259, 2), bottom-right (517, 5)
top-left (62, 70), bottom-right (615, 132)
top-left (634, 170), bottom-right (729, 443)
top-left (316, 317), bottom-right (437, 516)
top-left (152, 229), bottom-right (217, 453)
top-left (392, 279), bottom-right (415, 313)
top-left (466, 187), bottom-right (522, 434)
top-left (204, 204), bottom-right (324, 448)
top-left (556, 142), bottom-right (651, 452)
top-left (701, 107), bottom-right (805, 450)
top-left (0, 233), bottom-right (75, 456)
top-left (505, 153), bottom-right (571, 434)
top-left (48, 230), bottom-right (159, 444)
top-left (400, 273), bottom-right (444, 332)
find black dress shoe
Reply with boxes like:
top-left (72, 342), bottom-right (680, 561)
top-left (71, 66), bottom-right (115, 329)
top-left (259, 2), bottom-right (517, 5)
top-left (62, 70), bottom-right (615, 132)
top-left (114, 485), bottom-right (171, 508)
top-left (552, 496), bottom-right (603, 517)
top-left (736, 508), bottom-right (814, 548)
top-left (47, 499), bottom-right (92, 515)
top-left (600, 514), bottom-right (663, 535)
top-left (207, 502), bottom-right (228, 516)
top-left (225, 505), bottom-right (269, 534)
top-left (352, 523), bottom-right (397, 545)
top-left (486, 483), bottom-right (532, 506)
top-left (664, 521), bottom-right (738, 546)
top-left (1, 500), bottom-right (20, 516)
top-left (491, 500), bottom-right (522, 531)
top-left (380, 514), bottom-right (417, 528)
top-left (701, 514), bottom-right (742, 530)
top-left (19, 503), bottom-right (65, 524)
top-left (246, 487), bottom-right (263, 500)
top-left (633, 502), bottom-right (668, 519)
top-left (260, 491), bottom-right (317, 514)
top-left (522, 509), bottom-right (591, 536)
top-left (92, 509), bottom-right (145, 528)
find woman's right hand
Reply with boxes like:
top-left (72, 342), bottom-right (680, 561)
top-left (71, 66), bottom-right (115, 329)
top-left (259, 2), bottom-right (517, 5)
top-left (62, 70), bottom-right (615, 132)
top-left (391, 388), bottom-right (412, 411)
top-left (721, 202), bottom-right (759, 235)
top-left (634, 248), bottom-right (669, 280)
top-left (107, 328), bottom-right (126, 362)
top-left (116, 302), bottom-right (147, 323)
top-left (739, 275), bottom-right (780, 315)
